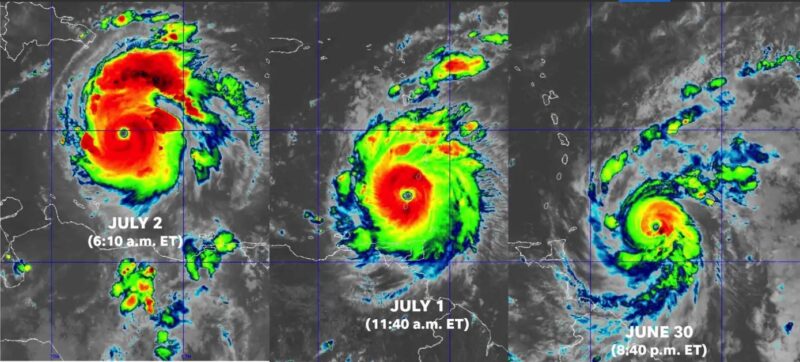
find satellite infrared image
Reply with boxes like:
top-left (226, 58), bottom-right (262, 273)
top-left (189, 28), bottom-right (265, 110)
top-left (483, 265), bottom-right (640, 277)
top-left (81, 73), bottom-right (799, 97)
top-left (2, 1), bottom-right (800, 361)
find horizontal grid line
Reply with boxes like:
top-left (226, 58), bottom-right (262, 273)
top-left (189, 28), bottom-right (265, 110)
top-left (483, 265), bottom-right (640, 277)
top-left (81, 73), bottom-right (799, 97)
top-left (3, 127), bottom-right (800, 133)
top-left (6, 259), bottom-right (800, 264)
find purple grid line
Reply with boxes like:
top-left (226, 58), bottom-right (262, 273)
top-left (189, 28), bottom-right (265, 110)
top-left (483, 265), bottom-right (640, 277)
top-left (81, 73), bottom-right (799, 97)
top-left (7, 127), bottom-right (800, 133)
top-left (719, 2), bottom-right (726, 361)
top-left (181, 1), bottom-right (187, 359)
top-left (5, 259), bottom-right (800, 265)
top-left (587, 2), bottom-right (593, 361)
top-left (446, 1), bottom-right (453, 361)
top-left (316, 1), bottom-right (322, 361)
top-left (0, 8), bottom-right (3, 358)
top-left (48, 1), bottom-right (55, 359)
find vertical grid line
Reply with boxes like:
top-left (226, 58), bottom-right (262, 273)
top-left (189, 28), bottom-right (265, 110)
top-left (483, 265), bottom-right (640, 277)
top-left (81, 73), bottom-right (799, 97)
top-left (446, 1), bottom-right (453, 361)
top-left (0, 7), bottom-right (3, 357)
top-left (718, 2), bottom-right (725, 361)
top-left (315, 1), bottom-right (322, 361)
top-left (180, 1), bottom-right (187, 359)
top-left (48, 1), bottom-right (55, 360)
top-left (587, 1), bottom-right (593, 361)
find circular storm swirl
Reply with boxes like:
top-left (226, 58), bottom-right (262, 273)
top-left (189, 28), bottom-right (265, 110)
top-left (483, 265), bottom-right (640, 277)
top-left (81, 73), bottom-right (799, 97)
top-left (373, 164), bottom-right (433, 228)
top-left (623, 196), bottom-right (700, 259)
top-left (78, 49), bottom-right (187, 201)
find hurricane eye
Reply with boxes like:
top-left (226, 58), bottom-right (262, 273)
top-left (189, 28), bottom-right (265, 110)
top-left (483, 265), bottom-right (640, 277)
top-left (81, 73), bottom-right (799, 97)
top-left (651, 221), bottom-right (661, 231)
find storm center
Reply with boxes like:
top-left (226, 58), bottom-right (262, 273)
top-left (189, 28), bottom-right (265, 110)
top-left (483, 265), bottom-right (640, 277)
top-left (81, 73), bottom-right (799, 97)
top-left (118, 127), bottom-right (130, 140)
